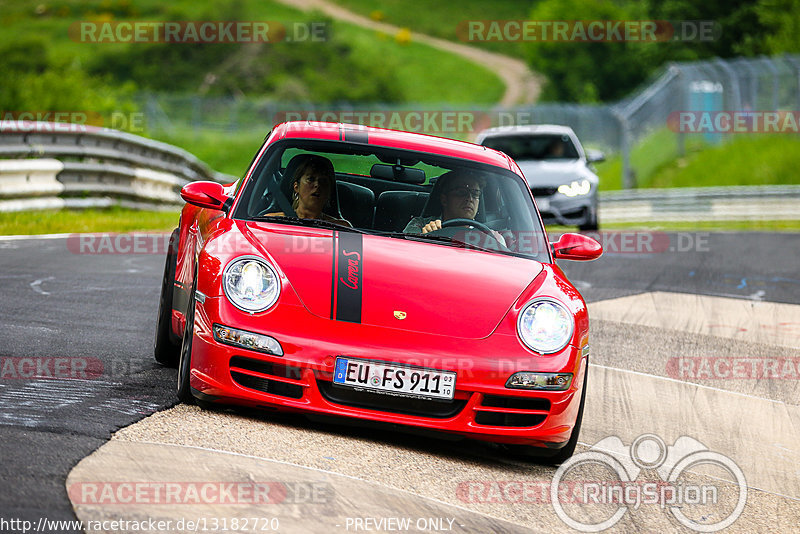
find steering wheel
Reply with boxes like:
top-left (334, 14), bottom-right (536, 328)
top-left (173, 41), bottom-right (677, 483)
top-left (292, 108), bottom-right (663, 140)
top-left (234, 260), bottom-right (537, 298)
top-left (440, 218), bottom-right (495, 236)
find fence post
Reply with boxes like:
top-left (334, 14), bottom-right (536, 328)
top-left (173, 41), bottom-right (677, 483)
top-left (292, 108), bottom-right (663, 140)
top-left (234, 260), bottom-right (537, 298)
top-left (784, 55), bottom-right (800, 111)
top-left (675, 64), bottom-right (686, 157)
top-left (761, 56), bottom-right (779, 111)
top-left (613, 110), bottom-right (635, 189)
top-left (714, 57), bottom-right (742, 110)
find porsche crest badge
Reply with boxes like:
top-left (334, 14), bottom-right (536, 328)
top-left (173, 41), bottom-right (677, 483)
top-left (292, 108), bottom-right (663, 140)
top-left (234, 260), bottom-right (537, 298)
top-left (393, 311), bottom-right (407, 320)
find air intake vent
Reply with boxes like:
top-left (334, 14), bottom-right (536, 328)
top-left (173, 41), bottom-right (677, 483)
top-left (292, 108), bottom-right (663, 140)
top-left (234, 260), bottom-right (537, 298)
top-left (231, 371), bottom-right (303, 399)
top-left (230, 356), bottom-right (303, 380)
top-left (481, 395), bottom-right (550, 411)
top-left (474, 412), bottom-right (546, 427)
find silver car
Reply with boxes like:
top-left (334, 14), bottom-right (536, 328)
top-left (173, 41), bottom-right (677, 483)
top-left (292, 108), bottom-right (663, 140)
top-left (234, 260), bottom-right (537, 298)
top-left (477, 125), bottom-right (602, 231)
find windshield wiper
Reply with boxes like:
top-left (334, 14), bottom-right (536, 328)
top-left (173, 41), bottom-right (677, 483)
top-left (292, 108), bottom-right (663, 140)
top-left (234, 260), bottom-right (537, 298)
top-left (250, 215), bottom-right (372, 234)
top-left (249, 217), bottom-right (501, 252)
top-left (376, 231), bottom-right (498, 253)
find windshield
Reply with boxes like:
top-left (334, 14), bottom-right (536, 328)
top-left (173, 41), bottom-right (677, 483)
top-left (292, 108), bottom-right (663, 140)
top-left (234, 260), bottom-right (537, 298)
top-left (482, 134), bottom-right (579, 161)
top-left (233, 139), bottom-right (549, 262)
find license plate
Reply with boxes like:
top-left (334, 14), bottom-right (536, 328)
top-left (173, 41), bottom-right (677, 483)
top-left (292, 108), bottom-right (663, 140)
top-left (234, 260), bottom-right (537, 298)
top-left (333, 357), bottom-right (456, 400)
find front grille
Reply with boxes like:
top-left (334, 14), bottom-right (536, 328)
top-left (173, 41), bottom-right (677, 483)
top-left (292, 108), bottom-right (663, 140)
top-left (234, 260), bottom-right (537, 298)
top-left (474, 412), bottom-right (546, 427)
top-left (231, 371), bottom-right (304, 399)
top-left (317, 379), bottom-right (466, 418)
top-left (531, 187), bottom-right (557, 197)
top-left (481, 395), bottom-right (551, 411)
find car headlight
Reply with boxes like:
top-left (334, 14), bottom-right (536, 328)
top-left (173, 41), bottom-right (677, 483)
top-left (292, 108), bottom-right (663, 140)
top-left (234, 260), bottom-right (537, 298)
top-left (517, 299), bottom-right (574, 354)
top-left (222, 256), bottom-right (280, 312)
top-left (557, 179), bottom-right (591, 197)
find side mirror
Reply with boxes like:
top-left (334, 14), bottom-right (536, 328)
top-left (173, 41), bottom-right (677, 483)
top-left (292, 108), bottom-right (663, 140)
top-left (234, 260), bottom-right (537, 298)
top-left (586, 149), bottom-right (605, 164)
top-left (180, 181), bottom-right (230, 211)
top-left (551, 233), bottom-right (603, 261)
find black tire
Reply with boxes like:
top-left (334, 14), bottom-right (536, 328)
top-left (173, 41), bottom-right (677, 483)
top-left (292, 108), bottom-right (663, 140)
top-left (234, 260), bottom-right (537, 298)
top-left (154, 229), bottom-right (181, 367)
top-left (503, 364), bottom-right (588, 465)
top-left (578, 211), bottom-right (599, 232)
top-left (541, 365), bottom-right (588, 465)
top-left (176, 278), bottom-right (196, 404)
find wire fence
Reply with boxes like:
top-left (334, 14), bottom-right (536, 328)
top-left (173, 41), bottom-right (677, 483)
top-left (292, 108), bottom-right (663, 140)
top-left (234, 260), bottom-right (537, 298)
top-left (139, 54), bottom-right (800, 189)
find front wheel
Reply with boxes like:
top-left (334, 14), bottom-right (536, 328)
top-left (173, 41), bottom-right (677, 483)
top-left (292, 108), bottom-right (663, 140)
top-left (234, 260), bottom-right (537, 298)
top-left (578, 207), bottom-right (599, 231)
top-left (154, 229), bottom-right (180, 367)
top-left (176, 281), bottom-right (196, 404)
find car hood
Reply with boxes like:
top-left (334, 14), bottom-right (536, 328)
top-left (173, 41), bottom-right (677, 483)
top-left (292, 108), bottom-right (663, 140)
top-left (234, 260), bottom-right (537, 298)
top-left (516, 160), bottom-right (590, 187)
top-left (240, 222), bottom-right (543, 338)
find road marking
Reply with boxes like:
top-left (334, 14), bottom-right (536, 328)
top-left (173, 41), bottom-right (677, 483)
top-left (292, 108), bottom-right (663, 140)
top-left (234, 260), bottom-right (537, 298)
top-left (68, 440), bottom-right (531, 533)
top-left (0, 233), bottom-right (72, 241)
top-left (589, 291), bottom-right (800, 348)
top-left (581, 364), bottom-right (800, 500)
top-left (29, 276), bottom-right (54, 295)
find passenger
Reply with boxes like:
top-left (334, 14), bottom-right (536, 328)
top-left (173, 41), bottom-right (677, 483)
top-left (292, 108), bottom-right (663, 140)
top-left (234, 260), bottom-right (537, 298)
top-left (267, 154), bottom-right (352, 227)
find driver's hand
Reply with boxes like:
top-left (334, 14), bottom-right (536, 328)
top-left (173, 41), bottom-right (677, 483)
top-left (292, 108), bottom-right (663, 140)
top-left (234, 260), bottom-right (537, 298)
top-left (421, 219), bottom-right (442, 234)
top-left (491, 230), bottom-right (507, 247)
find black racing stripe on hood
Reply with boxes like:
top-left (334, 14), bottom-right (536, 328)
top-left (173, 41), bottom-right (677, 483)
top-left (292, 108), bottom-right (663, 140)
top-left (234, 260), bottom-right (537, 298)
top-left (334, 231), bottom-right (363, 323)
top-left (329, 232), bottom-right (338, 320)
top-left (341, 126), bottom-right (369, 144)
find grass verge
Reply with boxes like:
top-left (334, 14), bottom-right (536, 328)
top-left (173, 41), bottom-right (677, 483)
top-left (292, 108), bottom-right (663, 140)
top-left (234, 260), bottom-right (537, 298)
top-left (0, 207), bottom-right (180, 235)
top-left (595, 130), bottom-right (800, 190)
top-left (2, 208), bottom-right (797, 236)
top-left (329, 0), bottom-right (531, 58)
top-left (547, 220), bottom-right (800, 233)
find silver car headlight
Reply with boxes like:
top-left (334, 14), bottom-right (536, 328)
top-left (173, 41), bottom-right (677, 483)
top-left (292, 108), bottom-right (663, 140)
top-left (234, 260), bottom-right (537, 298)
top-left (557, 179), bottom-right (591, 197)
top-left (222, 256), bottom-right (280, 313)
top-left (517, 299), bottom-right (574, 354)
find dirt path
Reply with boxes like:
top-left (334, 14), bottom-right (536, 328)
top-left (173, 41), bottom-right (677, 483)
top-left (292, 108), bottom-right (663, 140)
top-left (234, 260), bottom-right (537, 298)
top-left (274, 0), bottom-right (542, 106)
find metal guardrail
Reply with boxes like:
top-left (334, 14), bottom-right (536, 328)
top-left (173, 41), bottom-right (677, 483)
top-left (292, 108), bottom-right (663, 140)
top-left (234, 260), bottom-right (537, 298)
top-left (0, 122), bottom-right (237, 212)
top-left (1, 122), bottom-right (797, 222)
top-left (599, 185), bottom-right (800, 222)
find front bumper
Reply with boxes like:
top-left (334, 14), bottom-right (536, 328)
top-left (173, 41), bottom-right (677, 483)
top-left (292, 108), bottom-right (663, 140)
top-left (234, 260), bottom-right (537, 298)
top-left (187, 295), bottom-right (588, 448)
top-left (535, 193), bottom-right (597, 227)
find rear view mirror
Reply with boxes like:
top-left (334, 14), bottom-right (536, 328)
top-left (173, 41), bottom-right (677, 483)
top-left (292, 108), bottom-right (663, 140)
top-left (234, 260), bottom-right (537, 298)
top-left (180, 181), bottom-right (230, 211)
top-left (370, 164), bottom-right (426, 184)
top-left (551, 233), bottom-right (602, 261)
top-left (586, 149), bottom-right (605, 164)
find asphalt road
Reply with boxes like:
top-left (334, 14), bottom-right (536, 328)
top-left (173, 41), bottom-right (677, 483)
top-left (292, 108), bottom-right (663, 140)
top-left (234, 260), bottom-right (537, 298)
top-left (0, 231), bottom-right (798, 531)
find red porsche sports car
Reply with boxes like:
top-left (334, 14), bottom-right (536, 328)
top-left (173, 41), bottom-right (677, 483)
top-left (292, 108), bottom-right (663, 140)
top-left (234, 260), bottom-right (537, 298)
top-left (154, 121), bottom-right (602, 462)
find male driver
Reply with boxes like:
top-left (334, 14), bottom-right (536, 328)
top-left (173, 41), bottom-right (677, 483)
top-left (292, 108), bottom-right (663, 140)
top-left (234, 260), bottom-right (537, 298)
top-left (404, 172), bottom-right (484, 234)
